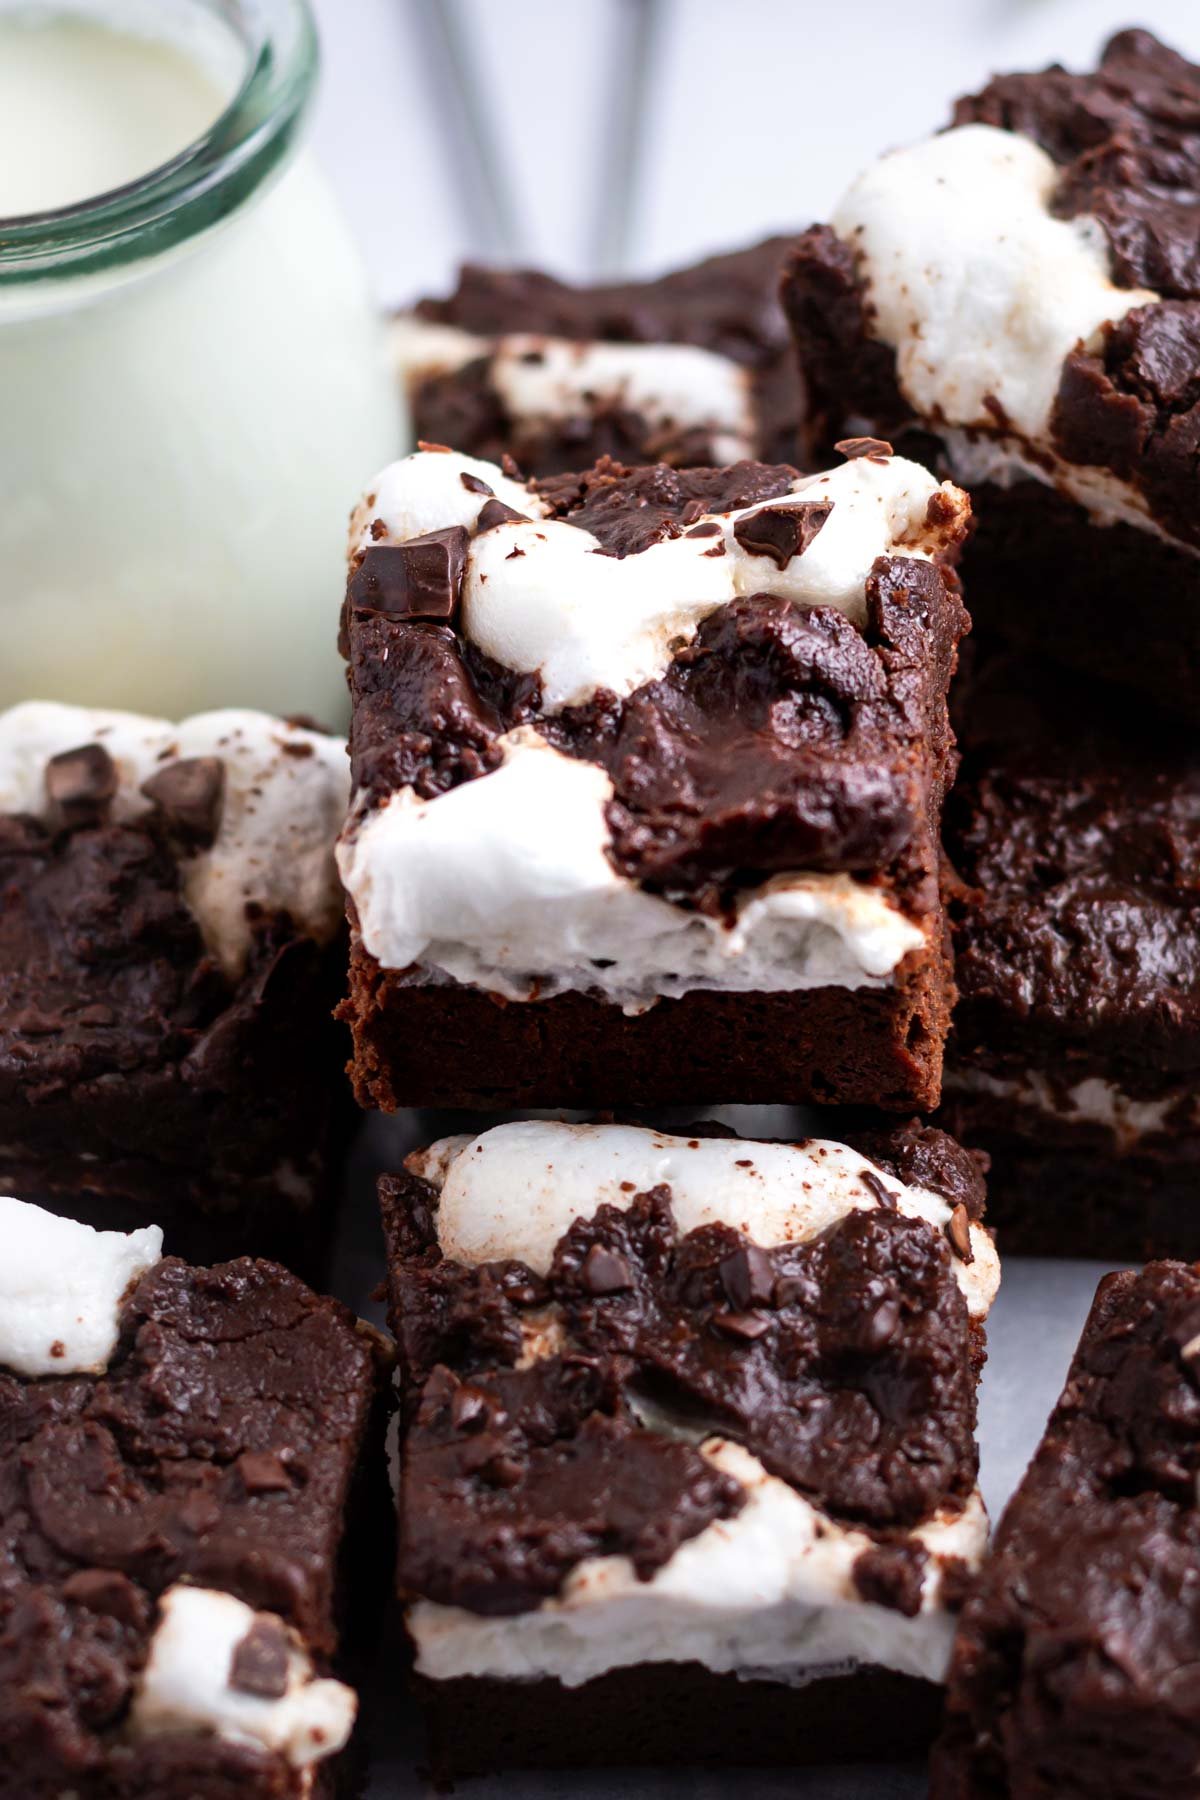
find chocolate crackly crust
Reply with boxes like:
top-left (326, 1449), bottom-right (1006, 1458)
top-left (382, 1120), bottom-right (987, 1617)
top-left (0, 1256), bottom-right (389, 1799)
top-left (0, 803), bottom-right (347, 1275)
top-left (934, 1262), bottom-right (1200, 1799)
top-left (404, 236), bottom-right (800, 473)
top-left (782, 29), bottom-right (1200, 714)
top-left (340, 455), bottom-right (968, 1112)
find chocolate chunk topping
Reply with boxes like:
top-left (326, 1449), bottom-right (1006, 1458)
top-left (718, 1243), bottom-right (776, 1310)
top-left (44, 744), bottom-right (117, 826)
top-left (460, 471), bottom-right (494, 496)
top-left (711, 1308), bottom-right (772, 1342)
top-left (733, 498), bottom-right (832, 568)
top-left (140, 756), bottom-right (225, 850)
top-left (860, 1169), bottom-right (900, 1210)
top-left (347, 529), bottom-right (469, 622)
top-left (945, 1204), bottom-right (974, 1264)
top-left (475, 497), bottom-right (529, 532)
top-left (229, 1617), bottom-right (291, 1698)
top-left (535, 457), bottom-right (801, 557)
top-left (836, 436), bottom-right (893, 461)
top-left (237, 1449), bottom-right (293, 1494)
top-left (581, 1244), bottom-right (634, 1295)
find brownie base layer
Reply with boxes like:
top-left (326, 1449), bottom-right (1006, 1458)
top-left (951, 477), bottom-right (1200, 721)
top-left (341, 937), bottom-right (953, 1113)
top-left (931, 1120), bottom-right (1200, 1262)
top-left (415, 1661), bottom-right (944, 1781)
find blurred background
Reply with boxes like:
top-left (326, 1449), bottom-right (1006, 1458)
top-left (309, 0), bottom-right (1198, 303)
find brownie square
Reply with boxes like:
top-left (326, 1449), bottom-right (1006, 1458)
top-left (934, 1261), bottom-right (1200, 1798)
top-left (393, 235), bottom-right (799, 476)
top-left (782, 28), bottom-right (1200, 718)
top-left (937, 641), bottom-right (1200, 1260)
top-left (0, 1195), bottom-right (391, 1798)
top-left (337, 443), bottom-right (971, 1111)
top-left (0, 704), bottom-right (351, 1272)
top-left (379, 1116), bottom-right (998, 1780)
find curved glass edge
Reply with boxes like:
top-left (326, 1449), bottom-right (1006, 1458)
top-left (0, 0), bottom-right (319, 283)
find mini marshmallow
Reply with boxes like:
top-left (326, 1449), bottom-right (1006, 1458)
top-left (0, 1196), bottom-right (162, 1377)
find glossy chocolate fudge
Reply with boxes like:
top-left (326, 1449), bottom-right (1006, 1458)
top-left (0, 704), bottom-right (350, 1271)
top-left (939, 641), bottom-right (1200, 1260)
top-left (337, 442), bottom-right (971, 1111)
top-left (0, 1195), bottom-right (390, 1798)
top-left (381, 1118), bottom-right (998, 1779)
top-left (393, 236), bottom-right (798, 475)
top-left (784, 29), bottom-right (1200, 717)
top-left (935, 1261), bottom-right (1200, 1798)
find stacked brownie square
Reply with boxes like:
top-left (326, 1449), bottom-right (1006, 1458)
top-left (380, 1115), bottom-right (998, 1779)
top-left (393, 235), bottom-right (799, 475)
top-left (785, 26), bottom-right (1200, 1259)
top-left (337, 440), bottom-right (971, 1111)
top-left (0, 1194), bottom-right (390, 1798)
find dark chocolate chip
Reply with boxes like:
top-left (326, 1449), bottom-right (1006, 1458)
top-left (860, 1169), bottom-right (900, 1211)
top-left (61, 1568), bottom-right (147, 1627)
top-left (581, 1244), bottom-right (634, 1296)
top-left (460, 471), bottom-right (494, 495)
top-left (450, 1384), bottom-right (491, 1432)
top-left (140, 756), bottom-right (225, 849)
top-left (679, 499), bottom-right (707, 525)
top-left (685, 521), bottom-right (722, 538)
top-left (862, 1296), bottom-right (901, 1350)
top-left (476, 498), bottom-right (529, 532)
top-left (45, 743), bottom-right (117, 825)
top-left (945, 1203), bottom-right (974, 1264)
top-left (712, 1309), bottom-right (771, 1342)
top-left (237, 1450), bottom-right (293, 1494)
top-left (733, 499), bottom-right (832, 569)
top-left (347, 528), bottom-right (470, 622)
top-left (230, 1618), bottom-right (291, 1698)
top-left (835, 435), bottom-right (893, 462)
top-left (718, 1245), bottom-right (775, 1311)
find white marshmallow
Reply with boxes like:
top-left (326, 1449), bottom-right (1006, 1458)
top-left (407, 1118), bottom-right (999, 1319)
top-left (0, 702), bottom-right (349, 979)
top-left (130, 1585), bottom-right (356, 1769)
top-left (833, 123), bottom-right (1157, 443)
top-left (350, 446), bottom-right (542, 555)
top-left (409, 1443), bottom-right (988, 1689)
top-left (0, 1196), bottom-right (162, 1377)
top-left (338, 727), bottom-right (926, 1011)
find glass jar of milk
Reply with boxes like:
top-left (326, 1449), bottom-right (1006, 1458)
top-left (0, 0), bottom-right (401, 721)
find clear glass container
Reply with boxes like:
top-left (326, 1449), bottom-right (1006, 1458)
top-left (0, 0), bottom-right (401, 721)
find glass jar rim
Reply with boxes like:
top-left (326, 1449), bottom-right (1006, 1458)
top-left (0, 0), bottom-right (318, 282)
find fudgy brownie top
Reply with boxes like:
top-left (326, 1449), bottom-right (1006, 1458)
top-left (382, 1120), bottom-right (992, 1618)
top-left (945, 644), bottom-right (1200, 1075)
top-left (409, 237), bottom-right (799, 467)
top-left (344, 450), bottom-right (968, 920)
top-left (938, 1261), bottom-right (1200, 1797)
top-left (785, 30), bottom-right (1200, 549)
top-left (0, 1248), bottom-right (382, 1784)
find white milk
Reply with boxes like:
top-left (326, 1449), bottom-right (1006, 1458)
top-left (0, 6), bottom-right (402, 722)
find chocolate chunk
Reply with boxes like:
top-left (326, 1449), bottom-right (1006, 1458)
top-left (229, 1617), bottom-right (291, 1698)
top-left (61, 1568), bottom-right (147, 1627)
top-left (476, 498), bottom-right (529, 531)
top-left (140, 756), bottom-right (225, 849)
top-left (733, 499), bottom-right (832, 568)
top-left (236, 1450), bottom-right (293, 1494)
top-left (861, 1296), bottom-right (902, 1351)
top-left (860, 1169), bottom-right (900, 1210)
top-left (718, 1244), bottom-right (775, 1311)
top-left (581, 1244), bottom-right (634, 1295)
top-left (177, 1490), bottom-right (221, 1535)
top-left (685, 521), bottom-right (722, 538)
top-left (347, 529), bottom-right (470, 623)
top-left (945, 1204), bottom-right (974, 1264)
top-left (835, 436), bottom-right (893, 461)
top-left (460, 471), bottom-right (494, 496)
top-left (711, 1308), bottom-right (772, 1342)
top-left (44, 744), bottom-right (117, 826)
top-left (450, 1382), bottom-right (491, 1431)
top-left (853, 1540), bottom-right (928, 1616)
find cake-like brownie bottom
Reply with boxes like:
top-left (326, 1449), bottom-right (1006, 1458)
top-left (415, 1662), bottom-right (944, 1781)
top-left (341, 936), bottom-right (953, 1113)
top-left (955, 477), bottom-right (1200, 722)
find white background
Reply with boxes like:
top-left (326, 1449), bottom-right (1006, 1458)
top-left (307, 0), bottom-right (1199, 307)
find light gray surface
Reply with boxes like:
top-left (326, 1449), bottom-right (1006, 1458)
top-left (334, 1111), bottom-right (1116, 1798)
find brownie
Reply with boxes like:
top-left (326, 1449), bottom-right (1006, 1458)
top-left (782, 28), bottom-right (1200, 717)
top-left (937, 640), bottom-right (1200, 1260)
top-left (0, 1195), bottom-right (391, 1799)
top-left (337, 442), bottom-right (971, 1112)
top-left (393, 236), bottom-right (799, 476)
top-left (0, 704), bottom-right (351, 1273)
top-left (379, 1116), bottom-right (998, 1780)
top-left (934, 1261), bottom-right (1200, 1798)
